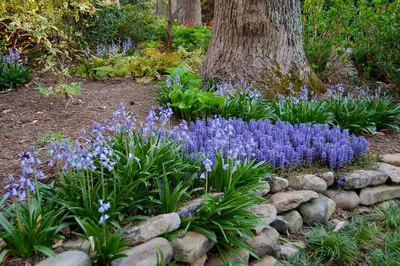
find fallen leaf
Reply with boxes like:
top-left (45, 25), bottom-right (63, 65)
top-left (31, 120), bottom-right (38, 124)
top-left (2, 109), bottom-right (12, 114)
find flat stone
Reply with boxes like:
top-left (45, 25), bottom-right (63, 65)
top-left (63, 239), bottom-right (90, 252)
top-left (251, 255), bottom-right (279, 266)
top-left (298, 195), bottom-right (336, 224)
top-left (191, 254), bottom-right (207, 266)
top-left (251, 203), bottom-right (277, 234)
top-left (246, 228), bottom-right (280, 257)
top-left (321, 172), bottom-right (335, 187)
top-left (287, 174), bottom-right (327, 192)
top-left (280, 210), bottom-right (303, 233)
top-left (377, 163), bottom-right (400, 184)
top-left (206, 248), bottom-right (249, 266)
top-left (122, 213), bottom-right (180, 245)
top-left (323, 189), bottom-right (360, 210)
top-left (112, 238), bottom-right (172, 266)
top-left (333, 221), bottom-right (347, 232)
top-left (382, 154), bottom-right (400, 167)
top-left (269, 190), bottom-right (319, 213)
top-left (359, 185), bottom-right (400, 205)
top-left (342, 170), bottom-right (388, 189)
top-left (36, 251), bottom-right (91, 266)
top-left (274, 241), bottom-right (306, 259)
top-left (170, 231), bottom-right (215, 264)
top-left (270, 177), bottom-right (289, 193)
top-left (177, 193), bottom-right (224, 219)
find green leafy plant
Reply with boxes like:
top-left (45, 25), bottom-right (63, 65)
top-left (181, 189), bottom-right (265, 263)
top-left (0, 196), bottom-right (67, 259)
top-left (328, 94), bottom-right (377, 134)
top-left (0, 52), bottom-right (31, 90)
top-left (218, 92), bottom-right (276, 121)
top-left (75, 214), bottom-right (129, 266)
top-left (272, 99), bottom-right (334, 125)
top-left (205, 151), bottom-right (271, 193)
top-left (307, 225), bottom-right (360, 265)
top-left (172, 25), bottom-right (212, 51)
top-left (37, 82), bottom-right (83, 101)
top-left (373, 201), bottom-right (400, 231)
top-left (169, 88), bottom-right (225, 121)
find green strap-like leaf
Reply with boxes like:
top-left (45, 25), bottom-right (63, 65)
top-left (34, 245), bottom-right (57, 258)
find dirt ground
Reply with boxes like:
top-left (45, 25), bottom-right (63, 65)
top-left (1, 73), bottom-right (400, 188)
top-left (0, 74), bottom-right (155, 187)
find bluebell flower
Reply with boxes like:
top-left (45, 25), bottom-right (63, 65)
top-left (99, 214), bottom-right (110, 225)
top-left (98, 199), bottom-right (111, 213)
top-left (203, 159), bottom-right (213, 172)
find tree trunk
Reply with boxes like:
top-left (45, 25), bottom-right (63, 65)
top-left (202, 0), bottom-right (323, 95)
top-left (175, 0), bottom-right (202, 25)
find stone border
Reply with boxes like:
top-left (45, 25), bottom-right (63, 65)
top-left (31, 160), bottom-right (400, 266)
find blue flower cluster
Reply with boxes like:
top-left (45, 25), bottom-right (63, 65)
top-left (4, 147), bottom-right (43, 200)
top-left (169, 117), bottom-right (368, 169)
top-left (1, 48), bottom-right (28, 65)
top-left (89, 38), bottom-right (134, 58)
top-left (48, 103), bottom-right (172, 172)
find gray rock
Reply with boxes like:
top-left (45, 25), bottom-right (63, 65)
top-left (280, 210), bottom-right (303, 233)
top-left (270, 177), bottom-right (289, 193)
top-left (251, 255), bottom-right (279, 266)
top-left (269, 190), bottom-right (319, 213)
top-left (287, 174), bottom-right (327, 192)
top-left (112, 238), bottom-right (172, 266)
top-left (246, 228), bottom-right (280, 257)
top-left (251, 203), bottom-right (277, 234)
top-left (381, 154), bottom-right (400, 167)
top-left (170, 231), bottom-right (215, 264)
top-left (206, 248), bottom-right (249, 266)
top-left (256, 182), bottom-right (271, 197)
top-left (342, 170), bottom-right (388, 189)
top-left (322, 189), bottom-right (360, 210)
top-left (321, 172), bottom-right (335, 187)
top-left (123, 213), bottom-right (180, 245)
top-left (274, 241), bottom-right (306, 259)
top-left (63, 239), bottom-right (90, 252)
top-left (36, 251), bottom-right (91, 266)
top-left (270, 216), bottom-right (289, 234)
top-left (177, 193), bottom-right (224, 219)
top-left (377, 163), bottom-right (400, 184)
top-left (298, 195), bottom-right (336, 224)
top-left (359, 185), bottom-right (400, 205)
top-left (333, 220), bottom-right (347, 232)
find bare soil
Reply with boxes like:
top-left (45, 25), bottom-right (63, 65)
top-left (0, 73), bottom-right (155, 187)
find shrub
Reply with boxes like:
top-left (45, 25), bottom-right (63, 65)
top-left (83, 4), bottom-right (166, 45)
top-left (172, 25), bottom-right (212, 51)
top-left (169, 117), bottom-right (369, 169)
top-left (0, 49), bottom-right (31, 90)
top-left (75, 47), bottom-right (204, 83)
top-left (302, 0), bottom-right (355, 79)
top-left (352, 0), bottom-right (400, 89)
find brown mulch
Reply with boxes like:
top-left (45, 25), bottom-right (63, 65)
top-left (364, 129), bottom-right (400, 155)
top-left (0, 74), bottom-right (156, 187)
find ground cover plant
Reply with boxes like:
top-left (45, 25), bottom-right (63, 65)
top-left (283, 201), bottom-right (400, 266)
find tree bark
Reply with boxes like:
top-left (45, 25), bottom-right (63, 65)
top-left (202, 0), bottom-right (323, 95)
top-left (175, 0), bottom-right (202, 25)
